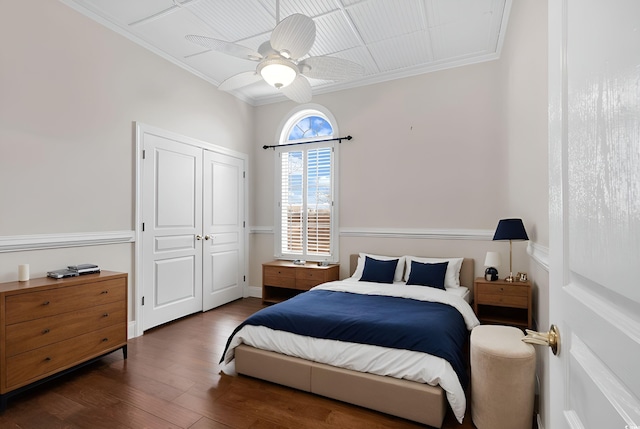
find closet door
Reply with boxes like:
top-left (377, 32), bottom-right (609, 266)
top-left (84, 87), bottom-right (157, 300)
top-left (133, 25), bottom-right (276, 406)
top-left (202, 150), bottom-right (245, 311)
top-left (141, 135), bottom-right (203, 331)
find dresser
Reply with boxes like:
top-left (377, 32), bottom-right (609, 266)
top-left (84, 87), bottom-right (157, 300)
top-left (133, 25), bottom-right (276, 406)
top-left (262, 260), bottom-right (340, 304)
top-left (0, 271), bottom-right (128, 410)
top-left (473, 277), bottom-right (532, 329)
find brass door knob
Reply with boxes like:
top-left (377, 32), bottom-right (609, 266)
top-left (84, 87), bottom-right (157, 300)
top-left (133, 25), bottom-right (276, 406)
top-left (522, 324), bottom-right (560, 355)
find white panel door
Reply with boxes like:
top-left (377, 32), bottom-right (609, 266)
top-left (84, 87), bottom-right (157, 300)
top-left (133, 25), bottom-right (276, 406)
top-left (142, 134), bottom-right (203, 331)
top-left (548, 1), bottom-right (640, 428)
top-left (202, 150), bottom-right (245, 311)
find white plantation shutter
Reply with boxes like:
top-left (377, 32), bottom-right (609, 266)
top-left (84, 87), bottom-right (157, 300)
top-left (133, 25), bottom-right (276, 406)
top-left (280, 149), bottom-right (303, 255)
top-left (306, 147), bottom-right (332, 255)
top-left (278, 144), bottom-right (334, 259)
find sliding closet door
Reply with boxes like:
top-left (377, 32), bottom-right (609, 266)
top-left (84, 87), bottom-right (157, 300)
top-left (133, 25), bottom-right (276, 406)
top-left (202, 150), bottom-right (245, 311)
top-left (141, 135), bottom-right (203, 331)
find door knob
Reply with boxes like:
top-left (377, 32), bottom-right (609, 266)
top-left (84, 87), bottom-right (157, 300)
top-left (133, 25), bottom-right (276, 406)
top-left (522, 324), bottom-right (560, 355)
top-left (204, 235), bottom-right (211, 240)
top-left (196, 234), bottom-right (202, 240)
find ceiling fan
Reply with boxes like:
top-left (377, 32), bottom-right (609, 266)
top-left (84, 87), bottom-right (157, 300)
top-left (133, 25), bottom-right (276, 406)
top-left (185, 1), bottom-right (364, 103)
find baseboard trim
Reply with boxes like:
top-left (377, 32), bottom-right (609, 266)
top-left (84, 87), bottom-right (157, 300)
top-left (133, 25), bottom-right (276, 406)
top-left (246, 285), bottom-right (262, 299)
top-left (0, 231), bottom-right (135, 253)
top-left (128, 321), bottom-right (138, 339)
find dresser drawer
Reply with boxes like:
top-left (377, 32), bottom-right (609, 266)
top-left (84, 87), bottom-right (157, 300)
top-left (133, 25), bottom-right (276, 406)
top-left (296, 268), bottom-right (326, 281)
top-left (6, 301), bottom-right (126, 357)
top-left (476, 293), bottom-right (528, 308)
top-left (476, 283), bottom-right (528, 296)
top-left (5, 278), bottom-right (126, 325)
top-left (263, 266), bottom-right (297, 288)
top-left (6, 323), bottom-right (126, 390)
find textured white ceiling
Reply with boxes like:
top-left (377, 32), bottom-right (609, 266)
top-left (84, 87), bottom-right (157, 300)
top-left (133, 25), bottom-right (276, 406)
top-left (61, 0), bottom-right (511, 105)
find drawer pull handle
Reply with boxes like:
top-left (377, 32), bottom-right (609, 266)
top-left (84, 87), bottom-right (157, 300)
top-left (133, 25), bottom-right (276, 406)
top-left (101, 290), bottom-right (109, 294)
top-left (42, 301), bottom-right (50, 306)
top-left (42, 328), bottom-right (50, 334)
top-left (103, 313), bottom-right (109, 317)
top-left (44, 357), bottom-right (52, 362)
top-left (102, 338), bottom-right (109, 342)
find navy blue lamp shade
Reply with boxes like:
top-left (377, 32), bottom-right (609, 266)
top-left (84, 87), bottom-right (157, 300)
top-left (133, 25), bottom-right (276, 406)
top-left (493, 218), bottom-right (529, 241)
top-left (492, 218), bottom-right (529, 281)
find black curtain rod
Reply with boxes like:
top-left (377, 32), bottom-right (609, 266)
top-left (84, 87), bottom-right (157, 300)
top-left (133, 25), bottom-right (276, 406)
top-left (263, 135), bottom-right (352, 150)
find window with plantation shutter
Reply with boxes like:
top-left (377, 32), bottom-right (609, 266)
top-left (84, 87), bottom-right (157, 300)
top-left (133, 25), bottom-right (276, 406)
top-left (275, 108), bottom-right (339, 262)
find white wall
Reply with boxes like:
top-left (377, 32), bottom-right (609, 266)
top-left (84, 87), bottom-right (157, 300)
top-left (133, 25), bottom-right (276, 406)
top-left (500, 1), bottom-right (549, 427)
top-left (0, 0), bottom-right (254, 324)
top-left (250, 59), bottom-right (514, 284)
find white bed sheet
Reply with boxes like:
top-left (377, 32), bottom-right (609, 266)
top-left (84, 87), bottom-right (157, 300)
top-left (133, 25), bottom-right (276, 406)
top-left (223, 280), bottom-right (479, 423)
top-left (447, 285), bottom-right (470, 303)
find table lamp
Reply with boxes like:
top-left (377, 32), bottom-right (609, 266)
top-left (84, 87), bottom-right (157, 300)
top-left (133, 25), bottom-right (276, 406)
top-left (492, 218), bottom-right (529, 282)
top-left (484, 251), bottom-right (501, 281)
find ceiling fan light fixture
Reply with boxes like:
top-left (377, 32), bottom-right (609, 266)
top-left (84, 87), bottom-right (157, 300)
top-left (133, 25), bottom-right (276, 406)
top-left (258, 58), bottom-right (298, 89)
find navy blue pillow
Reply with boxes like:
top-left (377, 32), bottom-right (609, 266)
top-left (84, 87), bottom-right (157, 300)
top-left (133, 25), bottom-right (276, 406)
top-left (406, 260), bottom-right (449, 290)
top-left (359, 256), bottom-right (398, 284)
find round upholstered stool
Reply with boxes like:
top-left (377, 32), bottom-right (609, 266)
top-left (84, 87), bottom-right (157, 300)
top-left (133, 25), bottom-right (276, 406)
top-left (470, 325), bottom-right (536, 429)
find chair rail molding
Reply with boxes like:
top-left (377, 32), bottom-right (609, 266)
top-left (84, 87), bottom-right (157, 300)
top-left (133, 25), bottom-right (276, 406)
top-left (339, 227), bottom-right (494, 240)
top-left (527, 241), bottom-right (549, 272)
top-left (250, 226), bottom-right (495, 240)
top-left (0, 231), bottom-right (135, 253)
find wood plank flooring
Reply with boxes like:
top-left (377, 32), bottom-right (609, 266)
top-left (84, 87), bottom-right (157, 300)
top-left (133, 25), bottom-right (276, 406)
top-left (0, 297), bottom-right (479, 429)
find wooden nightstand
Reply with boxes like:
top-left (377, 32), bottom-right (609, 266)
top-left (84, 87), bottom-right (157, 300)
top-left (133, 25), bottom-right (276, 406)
top-left (474, 277), bottom-right (532, 329)
top-left (262, 260), bottom-right (339, 305)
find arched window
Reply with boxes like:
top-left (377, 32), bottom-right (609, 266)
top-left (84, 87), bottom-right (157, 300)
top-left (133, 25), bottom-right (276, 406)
top-left (275, 106), bottom-right (339, 262)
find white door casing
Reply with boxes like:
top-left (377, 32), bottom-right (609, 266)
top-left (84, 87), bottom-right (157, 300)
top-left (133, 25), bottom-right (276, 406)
top-left (548, 1), bottom-right (640, 428)
top-left (135, 123), bottom-right (248, 335)
top-left (202, 150), bottom-right (245, 311)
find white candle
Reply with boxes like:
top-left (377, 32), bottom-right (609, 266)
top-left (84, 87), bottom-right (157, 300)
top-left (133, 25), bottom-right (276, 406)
top-left (18, 264), bottom-right (29, 282)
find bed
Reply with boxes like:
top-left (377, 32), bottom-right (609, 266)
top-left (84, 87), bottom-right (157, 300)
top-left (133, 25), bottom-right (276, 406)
top-left (221, 254), bottom-right (479, 428)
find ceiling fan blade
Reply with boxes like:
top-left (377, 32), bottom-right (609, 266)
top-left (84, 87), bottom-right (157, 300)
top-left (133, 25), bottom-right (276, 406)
top-left (300, 56), bottom-right (365, 81)
top-left (280, 75), bottom-right (312, 103)
top-left (218, 71), bottom-right (262, 91)
top-left (270, 14), bottom-right (316, 60)
top-left (185, 35), bottom-right (262, 61)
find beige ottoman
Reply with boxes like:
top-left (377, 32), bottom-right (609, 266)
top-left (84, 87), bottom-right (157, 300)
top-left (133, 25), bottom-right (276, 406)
top-left (471, 325), bottom-right (536, 429)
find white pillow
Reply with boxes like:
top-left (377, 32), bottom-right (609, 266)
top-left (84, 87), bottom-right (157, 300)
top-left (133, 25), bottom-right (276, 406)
top-left (351, 253), bottom-right (406, 283)
top-left (403, 256), bottom-right (464, 288)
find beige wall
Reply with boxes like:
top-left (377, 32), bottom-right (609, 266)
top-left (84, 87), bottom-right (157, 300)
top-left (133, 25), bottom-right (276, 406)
top-left (0, 1), bottom-right (254, 322)
top-left (251, 59), bottom-right (514, 283)
top-left (500, 1), bottom-right (549, 427)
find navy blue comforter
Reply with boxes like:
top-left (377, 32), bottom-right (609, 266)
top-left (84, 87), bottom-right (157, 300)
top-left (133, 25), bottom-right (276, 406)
top-left (223, 289), bottom-right (470, 386)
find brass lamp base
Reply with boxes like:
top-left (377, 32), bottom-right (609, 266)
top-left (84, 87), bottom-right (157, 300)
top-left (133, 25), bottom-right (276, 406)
top-left (505, 274), bottom-right (515, 282)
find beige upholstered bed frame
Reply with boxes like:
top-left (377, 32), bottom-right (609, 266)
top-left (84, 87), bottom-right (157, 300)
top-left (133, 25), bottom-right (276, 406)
top-left (235, 256), bottom-right (475, 428)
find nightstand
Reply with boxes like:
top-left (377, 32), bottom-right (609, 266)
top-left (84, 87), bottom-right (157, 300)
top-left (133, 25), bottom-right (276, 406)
top-left (262, 260), bottom-right (339, 305)
top-left (473, 277), bottom-right (532, 329)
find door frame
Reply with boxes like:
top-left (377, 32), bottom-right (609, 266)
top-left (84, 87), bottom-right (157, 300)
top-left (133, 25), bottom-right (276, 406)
top-left (134, 122), bottom-right (248, 338)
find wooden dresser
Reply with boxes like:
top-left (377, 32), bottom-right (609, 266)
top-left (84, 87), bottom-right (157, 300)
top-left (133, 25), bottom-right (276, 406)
top-left (262, 260), bottom-right (339, 304)
top-left (0, 271), bottom-right (128, 410)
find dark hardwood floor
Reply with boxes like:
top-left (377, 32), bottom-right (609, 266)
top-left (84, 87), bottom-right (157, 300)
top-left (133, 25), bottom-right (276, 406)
top-left (0, 297), bottom-right (479, 429)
